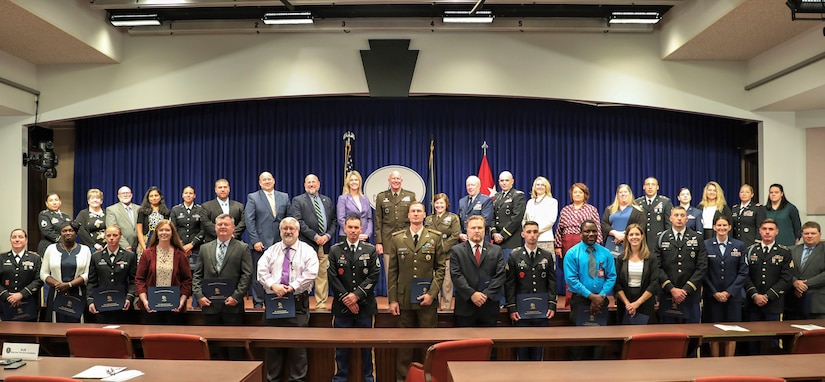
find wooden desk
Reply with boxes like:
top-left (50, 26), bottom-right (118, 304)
top-left (0, 357), bottom-right (263, 382)
top-left (448, 354), bottom-right (825, 382)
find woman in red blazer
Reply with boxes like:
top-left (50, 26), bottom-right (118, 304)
top-left (135, 219), bottom-right (192, 324)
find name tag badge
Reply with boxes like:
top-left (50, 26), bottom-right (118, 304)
top-left (597, 269), bottom-right (605, 278)
top-left (473, 204), bottom-right (482, 210)
top-left (744, 210), bottom-right (754, 216)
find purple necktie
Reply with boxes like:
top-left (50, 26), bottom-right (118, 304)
top-left (280, 247), bottom-right (292, 285)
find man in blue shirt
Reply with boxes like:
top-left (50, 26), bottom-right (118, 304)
top-left (564, 220), bottom-right (617, 323)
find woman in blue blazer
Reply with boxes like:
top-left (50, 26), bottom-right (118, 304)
top-left (702, 215), bottom-right (748, 356)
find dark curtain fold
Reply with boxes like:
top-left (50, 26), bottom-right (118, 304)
top-left (75, 96), bottom-right (751, 295)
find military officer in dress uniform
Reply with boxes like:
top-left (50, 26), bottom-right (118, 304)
top-left (374, 170), bottom-right (416, 279)
top-left (37, 193), bottom-right (72, 256)
top-left (731, 184), bottom-right (767, 247)
top-left (635, 177), bottom-right (673, 251)
top-left (86, 226), bottom-right (138, 324)
top-left (745, 219), bottom-right (793, 323)
top-left (171, 186), bottom-right (207, 256)
top-left (328, 215), bottom-right (381, 382)
top-left (655, 206), bottom-right (707, 325)
top-left (491, 171), bottom-right (527, 258)
top-left (505, 220), bottom-right (557, 361)
top-left (0, 229), bottom-right (43, 321)
top-left (388, 202), bottom-right (447, 382)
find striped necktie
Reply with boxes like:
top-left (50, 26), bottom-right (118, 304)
top-left (313, 196), bottom-right (325, 232)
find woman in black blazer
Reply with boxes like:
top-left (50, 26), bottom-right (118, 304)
top-left (697, 181), bottom-right (732, 240)
top-left (614, 223), bottom-right (661, 324)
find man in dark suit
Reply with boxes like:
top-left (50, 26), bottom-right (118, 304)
top-left (328, 215), bottom-right (380, 382)
top-left (86, 225), bottom-right (137, 324)
top-left (788, 221), bottom-right (825, 319)
top-left (635, 177), bottom-right (673, 250)
top-left (105, 186), bottom-right (138, 251)
top-left (290, 174), bottom-right (336, 310)
top-left (201, 178), bottom-right (246, 243)
top-left (193, 213), bottom-right (253, 360)
top-left (246, 171), bottom-right (290, 308)
top-left (450, 215), bottom-right (505, 327)
top-left (458, 175), bottom-right (493, 243)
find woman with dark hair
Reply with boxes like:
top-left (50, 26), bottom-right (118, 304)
top-left (554, 183), bottom-right (602, 297)
top-left (135, 219), bottom-right (191, 324)
top-left (40, 220), bottom-right (92, 323)
top-left (731, 184), bottom-right (766, 247)
top-left (136, 186), bottom-right (171, 254)
top-left (697, 181), bottom-right (732, 240)
top-left (702, 215), bottom-right (747, 356)
top-left (601, 184), bottom-right (644, 258)
top-left (676, 187), bottom-right (703, 234)
top-left (424, 193), bottom-right (461, 310)
top-left (37, 193), bottom-right (72, 256)
top-left (614, 224), bottom-right (660, 324)
top-left (765, 183), bottom-right (802, 246)
top-left (76, 188), bottom-right (107, 252)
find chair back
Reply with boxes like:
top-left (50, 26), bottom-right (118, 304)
top-left (5, 377), bottom-right (82, 382)
top-left (693, 377), bottom-right (785, 382)
top-left (791, 329), bottom-right (825, 354)
top-left (141, 333), bottom-right (210, 360)
top-left (422, 338), bottom-right (493, 382)
top-left (66, 328), bottom-right (134, 359)
top-left (621, 332), bottom-right (689, 360)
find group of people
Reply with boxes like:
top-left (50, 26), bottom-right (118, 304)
top-left (1, 169), bottom-right (822, 382)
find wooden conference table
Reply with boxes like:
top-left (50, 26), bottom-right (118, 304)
top-left (0, 357), bottom-right (263, 382)
top-left (448, 354), bottom-right (825, 382)
top-left (2, 319), bottom-right (821, 349)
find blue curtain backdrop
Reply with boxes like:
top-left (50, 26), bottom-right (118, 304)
top-left (74, 96), bottom-right (752, 295)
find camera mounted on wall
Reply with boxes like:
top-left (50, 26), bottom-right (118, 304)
top-left (23, 126), bottom-right (58, 179)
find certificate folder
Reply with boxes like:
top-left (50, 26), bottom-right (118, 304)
top-left (147, 286), bottom-right (180, 311)
top-left (1, 299), bottom-right (39, 321)
top-left (575, 302), bottom-right (608, 326)
top-left (92, 285), bottom-right (126, 312)
top-left (53, 291), bottom-right (84, 318)
top-left (517, 293), bottom-right (548, 320)
top-left (411, 278), bottom-right (432, 304)
top-left (203, 278), bottom-right (234, 301)
top-left (661, 296), bottom-right (690, 320)
top-left (265, 292), bottom-right (296, 319)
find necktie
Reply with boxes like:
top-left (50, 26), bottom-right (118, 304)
top-left (413, 234), bottom-right (419, 247)
top-left (529, 251), bottom-right (535, 261)
top-left (802, 247), bottom-right (812, 267)
top-left (186, 207), bottom-right (191, 214)
top-left (281, 247), bottom-right (292, 285)
top-left (125, 205), bottom-right (134, 226)
top-left (647, 199), bottom-right (652, 206)
top-left (110, 252), bottom-right (116, 264)
top-left (764, 245), bottom-right (770, 253)
top-left (15, 254), bottom-right (21, 265)
top-left (587, 246), bottom-right (597, 277)
top-left (676, 232), bottom-right (683, 243)
top-left (468, 196), bottom-right (474, 208)
top-left (475, 244), bottom-right (482, 266)
top-left (313, 196), bottom-right (325, 232)
top-left (394, 193), bottom-right (398, 198)
top-left (267, 192), bottom-right (276, 217)
top-left (216, 242), bottom-right (227, 271)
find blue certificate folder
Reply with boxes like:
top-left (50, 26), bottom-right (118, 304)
top-left (265, 292), bottom-right (296, 319)
top-left (661, 296), bottom-right (691, 320)
top-left (92, 285), bottom-right (126, 312)
top-left (1, 299), bottom-right (39, 321)
top-left (575, 302), bottom-right (608, 326)
top-left (53, 291), bottom-right (84, 318)
top-left (148, 286), bottom-right (180, 311)
top-left (517, 293), bottom-right (548, 320)
top-left (622, 312), bottom-right (650, 325)
top-left (203, 278), bottom-right (235, 301)
top-left (411, 278), bottom-right (432, 304)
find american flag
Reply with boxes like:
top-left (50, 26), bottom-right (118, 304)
top-left (343, 131), bottom-right (355, 179)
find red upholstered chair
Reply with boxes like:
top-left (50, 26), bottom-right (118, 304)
top-left (405, 338), bottom-right (493, 382)
top-left (141, 333), bottom-right (210, 360)
top-left (791, 329), bottom-right (825, 354)
top-left (621, 332), bottom-right (689, 360)
top-left (66, 328), bottom-right (134, 359)
top-left (693, 377), bottom-right (785, 382)
top-left (5, 377), bottom-right (82, 382)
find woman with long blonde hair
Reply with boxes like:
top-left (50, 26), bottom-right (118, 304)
top-left (697, 181), bottom-right (732, 239)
